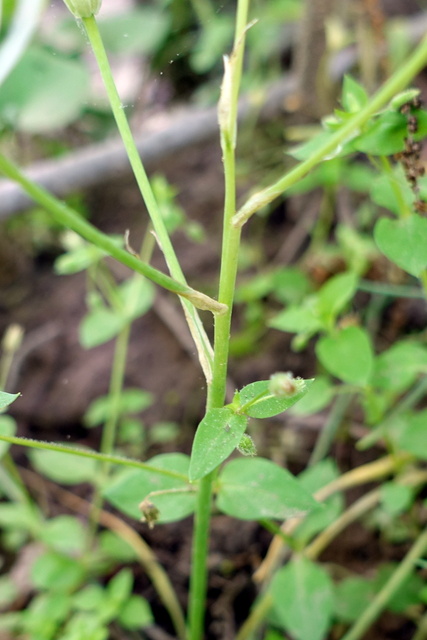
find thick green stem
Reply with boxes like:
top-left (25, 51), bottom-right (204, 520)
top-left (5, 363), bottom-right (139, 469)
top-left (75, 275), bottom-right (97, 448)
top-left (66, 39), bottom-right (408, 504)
top-left (233, 32), bottom-right (427, 227)
top-left (187, 2), bottom-right (250, 638)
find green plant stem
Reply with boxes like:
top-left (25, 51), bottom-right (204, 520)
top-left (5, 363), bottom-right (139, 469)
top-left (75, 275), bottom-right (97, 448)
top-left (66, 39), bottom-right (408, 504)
top-left (358, 279), bottom-right (424, 299)
top-left (0, 433), bottom-right (188, 479)
top-left (235, 592), bottom-right (273, 640)
top-left (308, 392), bottom-right (352, 467)
top-left (233, 31), bottom-right (427, 227)
top-left (340, 524), bottom-right (427, 640)
top-left (87, 323), bottom-right (131, 545)
top-left (0, 154), bottom-right (225, 317)
top-left (187, 2), bottom-right (250, 638)
top-left (81, 16), bottom-right (215, 380)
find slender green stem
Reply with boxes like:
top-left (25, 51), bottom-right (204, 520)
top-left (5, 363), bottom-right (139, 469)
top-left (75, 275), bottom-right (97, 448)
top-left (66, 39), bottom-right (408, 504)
top-left (0, 433), bottom-right (189, 479)
top-left (357, 279), bottom-right (424, 299)
top-left (0, 154), bottom-right (225, 316)
top-left (233, 32), bottom-right (427, 227)
top-left (340, 524), bottom-right (427, 640)
top-left (235, 592), bottom-right (273, 640)
top-left (187, 2), bottom-right (250, 638)
top-left (81, 16), bottom-right (215, 380)
top-left (87, 324), bottom-right (131, 545)
top-left (308, 393), bottom-right (352, 467)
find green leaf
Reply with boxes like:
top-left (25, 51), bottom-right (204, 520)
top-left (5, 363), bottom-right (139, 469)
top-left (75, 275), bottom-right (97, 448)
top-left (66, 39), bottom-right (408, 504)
top-left (238, 379), bottom-right (312, 419)
top-left (84, 389), bottom-right (153, 427)
top-left (372, 340), bottom-right (427, 393)
top-left (189, 408), bottom-right (248, 481)
top-left (269, 302), bottom-right (322, 336)
top-left (316, 272), bottom-right (358, 323)
top-left (0, 415), bottom-right (17, 458)
top-left (216, 458), bottom-right (318, 520)
top-left (106, 569), bottom-right (133, 615)
top-left (374, 214), bottom-right (427, 277)
top-left (0, 46), bottom-right (89, 132)
top-left (103, 453), bottom-right (195, 523)
top-left (341, 75), bottom-right (369, 112)
top-left (380, 482), bottom-right (414, 516)
top-left (119, 595), bottom-right (153, 629)
top-left (0, 575), bottom-right (17, 608)
top-left (353, 111), bottom-right (408, 155)
top-left (39, 516), bottom-right (86, 553)
top-left (295, 459), bottom-right (343, 544)
top-left (80, 307), bottom-right (124, 349)
top-left (31, 551), bottom-right (85, 592)
top-left (334, 576), bottom-right (374, 623)
top-left (398, 409), bottom-right (427, 460)
top-left (98, 531), bottom-right (138, 562)
top-left (290, 376), bottom-right (335, 415)
top-left (370, 167), bottom-right (414, 215)
top-left (270, 557), bottom-right (334, 640)
top-left (316, 326), bottom-right (373, 386)
top-left (80, 279), bottom-right (154, 348)
top-left (99, 8), bottom-right (170, 55)
top-left (190, 15), bottom-right (235, 73)
top-left (373, 563), bottom-right (424, 613)
top-left (28, 447), bottom-right (97, 484)
top-left (0, 391), bottom-right (20, 410)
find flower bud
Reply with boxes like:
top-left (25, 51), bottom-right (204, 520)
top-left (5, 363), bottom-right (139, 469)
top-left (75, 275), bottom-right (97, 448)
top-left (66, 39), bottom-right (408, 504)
top-left (139, 499), bottom-right (160, 529)
top-left (269, 372), bottom-right (305, 398)
top-left (237, 434), bottom-right (257, 457)
top-left (62, 0), bottom-right (102, 18)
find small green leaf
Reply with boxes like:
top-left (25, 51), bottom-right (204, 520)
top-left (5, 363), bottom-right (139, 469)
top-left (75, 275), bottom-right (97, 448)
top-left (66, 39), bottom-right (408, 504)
top-left (334, 576), bottom-right (374, 623)
top-left (238, 378), bottom-right (312, 419)
top-left (398, 409), bottom-right (427, 460)
top-left (80, 307), bottom-right (124, 349)
top-left (106, 569), bottom-right (133, 610)
top-left (0, 46), bottom-right (89, 132)
top-left (353, 111), bottom-right (408, 155)
top-left (316, 272), bottom-right (358, 323)
top-left (189, 408), bottom-right (248, 482)
top-left (270, 557), bottom-right (334, 640)
top-left (269, 303), bottom-right (322, 336)
top-left (31, 551), bottom-right (85, 592)
top-left (341, 75), bottom-right (369, 112)
top-left (28, 447), bottom-right (97, 484)
top-left (0, 391), bottom-right (20, 410)
top-left (316, 326), bottom-right (373, 386)
top-left (374, 215), bottom-right (427, 277)
top-left (119, 595), bottom-right (153, 629)
top-left (39, 516), bottom-right (86, 553)
top-left (84, 389), bottom-right (153, 427)
top-left (99, 8), bottom-right (170, 56)
top-left (380, 482), bottom-right (414, 516)
top-left (295, 459), bottom-right (343, 544)
top-left (373, 340), bottom-right (427, 393)
top-left (217, 458), bottom-right (318, 520)
top-left (103, 453), bottom-right (195, 523)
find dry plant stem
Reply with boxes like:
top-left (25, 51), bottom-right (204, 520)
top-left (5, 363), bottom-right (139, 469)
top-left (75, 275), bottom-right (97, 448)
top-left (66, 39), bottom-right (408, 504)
top-left (341, 524), bottom-right (427, 640)
top-left (187, 2), bottom-right (249, 638)
top-left (20, 468), bottom-right (187, 640)
top-left (233, 31), bottom-right (427, 227)
top-left (81, 16), bottom-right (214, 382)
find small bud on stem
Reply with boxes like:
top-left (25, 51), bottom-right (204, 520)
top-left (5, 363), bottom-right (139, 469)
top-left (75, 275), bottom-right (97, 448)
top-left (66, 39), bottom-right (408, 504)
top-left (62, 0), bottom-right (101, 19)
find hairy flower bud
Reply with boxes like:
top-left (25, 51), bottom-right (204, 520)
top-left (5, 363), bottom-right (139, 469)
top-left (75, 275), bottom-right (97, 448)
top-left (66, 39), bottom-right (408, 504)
top-left (62, 0), bottom-right (101, 18)
top-left (269, 372), bottom-right (305, 398)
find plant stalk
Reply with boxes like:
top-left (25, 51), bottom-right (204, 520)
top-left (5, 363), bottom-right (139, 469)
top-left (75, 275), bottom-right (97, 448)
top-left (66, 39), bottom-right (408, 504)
top-left (81, 16), bottom-right (215, 380)
top-left (187, 1), bottom-right (250, 638)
